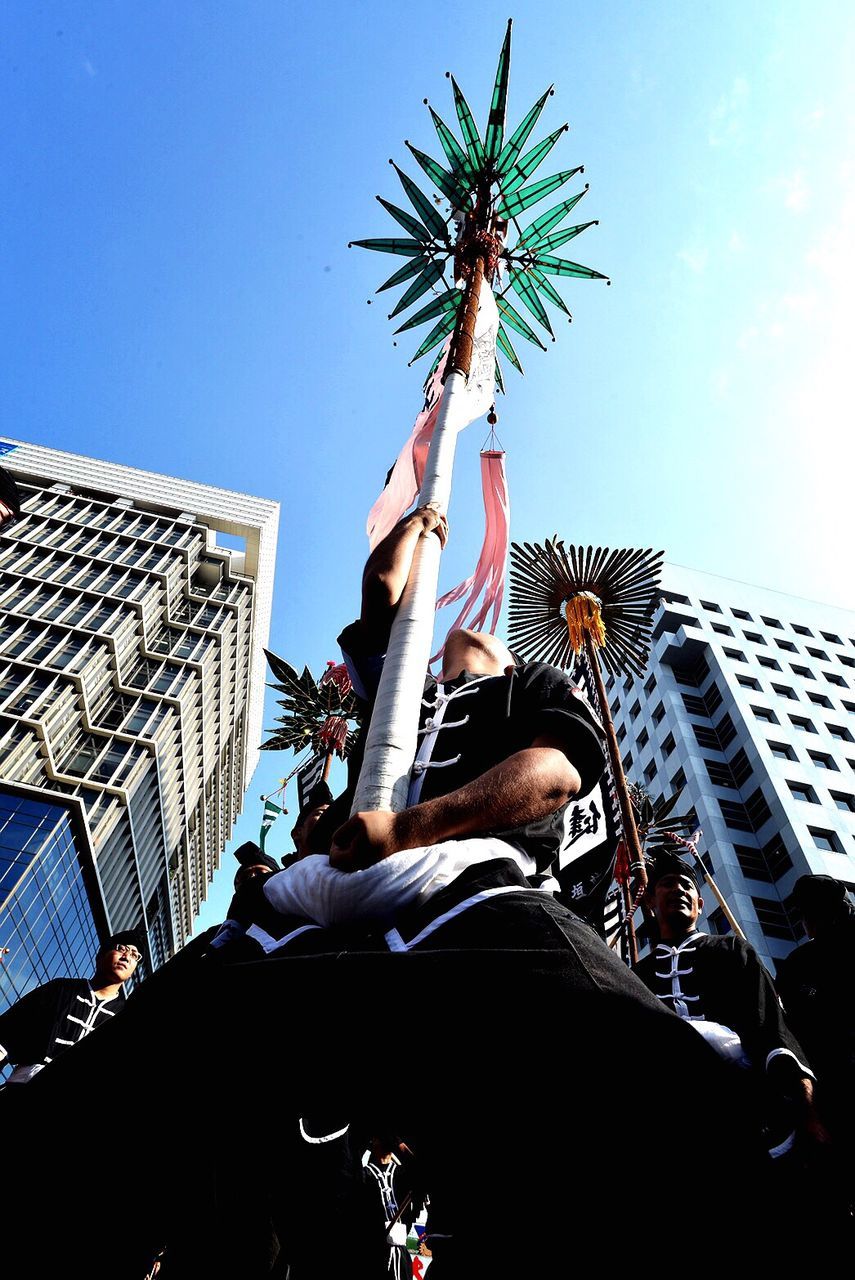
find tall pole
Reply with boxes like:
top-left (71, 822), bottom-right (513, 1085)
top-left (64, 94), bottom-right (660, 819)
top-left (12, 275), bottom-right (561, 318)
top-left (352, 237), bottom-right (493, 815)
top-left (583, 633), bottom-right (647, 963)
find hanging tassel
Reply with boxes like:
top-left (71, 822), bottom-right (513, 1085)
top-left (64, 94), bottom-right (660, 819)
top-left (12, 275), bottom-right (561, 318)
top-left (432, 448), bottom-right (510, 664)
top-left (564, 592), bottom-right (607, 654)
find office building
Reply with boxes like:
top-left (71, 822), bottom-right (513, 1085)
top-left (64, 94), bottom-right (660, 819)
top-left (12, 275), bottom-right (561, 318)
top-left (608, 564), bottom-right (855, 968)
top-left (0, 437), bottom-right (278, 1011)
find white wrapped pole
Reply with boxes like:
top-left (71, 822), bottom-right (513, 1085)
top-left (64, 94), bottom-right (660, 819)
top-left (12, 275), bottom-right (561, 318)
top-left (352, 265), bottom-right (497, 814)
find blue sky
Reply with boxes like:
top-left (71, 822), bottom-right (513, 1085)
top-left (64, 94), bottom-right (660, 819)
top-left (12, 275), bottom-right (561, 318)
top-left (2, 2), bottom-right (853, 930)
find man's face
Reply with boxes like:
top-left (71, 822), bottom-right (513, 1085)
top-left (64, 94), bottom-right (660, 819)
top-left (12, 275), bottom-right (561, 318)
top-left (98, 944), bottom-right (141, 984)
top-left (292, 804), bottom-right (330, 857)
top-left (651, 872), bottom-right (703, 938)
top-left (233, 863), bottom-right (274, 890)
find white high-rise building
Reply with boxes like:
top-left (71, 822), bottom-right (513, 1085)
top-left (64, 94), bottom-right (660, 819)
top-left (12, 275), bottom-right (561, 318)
top-left (607, 564), bottom-right (855, 968)
top-left (0, 437), bottom-right (278, 999)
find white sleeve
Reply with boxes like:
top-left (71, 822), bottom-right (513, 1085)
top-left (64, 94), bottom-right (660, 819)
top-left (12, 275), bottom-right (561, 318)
top-left (261, 849), bottom-right (446, 928)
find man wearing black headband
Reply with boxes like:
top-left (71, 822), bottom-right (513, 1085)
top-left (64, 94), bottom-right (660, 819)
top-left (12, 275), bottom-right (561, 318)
top-left (634, 851), bottom-right (825, 1158)
top-left (0, 930), bottom-right (141, 1084)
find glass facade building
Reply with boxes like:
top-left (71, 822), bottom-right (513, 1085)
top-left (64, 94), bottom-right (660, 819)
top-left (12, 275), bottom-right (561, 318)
top-left (0, 437), bottom-right (278, 1000)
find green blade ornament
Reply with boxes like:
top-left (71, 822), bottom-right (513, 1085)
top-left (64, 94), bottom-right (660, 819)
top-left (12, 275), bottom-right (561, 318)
top-left (429, 105), bottom-right (474, 182)
top-left (529, 266), bottom-right (572, 317)
top-left (405, 142), bottom-right (472, 210)
top-left (409, 309), bottom-right (458, 363)
top-left (499, 125), bottom-right (569, 196)
top-left (530, 253), bottom-right (609, 281)
top-left (376, 196), bottom-right (433, 243)
top-left (496, 323), bottom-right (525, 374)
top-left (516, 188), bottom-right (590, 247)
top-left (349, 237), bottom-right (425, 256)
top-left (496, 86), bottom-right (553, 178)
top-left (508, 269), bottom-right (554, 337)
top-left (392, 163), bottom-right (449, 241)
top-left (376, 256), bottom-right (432, 293)
top-left (393, 287), bottom-right (460, 333)
top-left (496, 296), bottom-right (548, 350)
top-left (494, 357), bottom-right (506, 394)
top-left (498, 167), bottom-right (583, 219)
top-left (485, 19), bottom-right (512, 163)
top-left (522, 220), bottom-right (598, 256)
top-left (388, 259), bottom-right (446, 318)
top-left (450, 74), bottom-right (486, 170)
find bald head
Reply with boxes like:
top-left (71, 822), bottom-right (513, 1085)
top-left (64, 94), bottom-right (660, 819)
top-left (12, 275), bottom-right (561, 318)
top-left (440, 629), bottom-right (515, 682)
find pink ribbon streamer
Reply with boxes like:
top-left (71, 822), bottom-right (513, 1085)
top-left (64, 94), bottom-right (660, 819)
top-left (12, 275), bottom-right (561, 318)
top-left (431, 449), bottom-right (510, 664)
top-left (366, 346), bottom-right (450, 551)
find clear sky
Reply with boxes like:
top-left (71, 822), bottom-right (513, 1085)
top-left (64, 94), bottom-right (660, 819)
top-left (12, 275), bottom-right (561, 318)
top-left (2, 2), bottom-right (853, 931)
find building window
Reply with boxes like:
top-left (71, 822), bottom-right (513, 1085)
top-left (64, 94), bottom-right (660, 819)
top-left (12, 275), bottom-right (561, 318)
top-left (776, 639), bottom-right (797, 653)
top-left (758, 656), bottom-right (781, 671)
top-left (788, 781), bottom-right (819, 804)
top-left (821, 631), bottom-right (842, 645)
top-left (840, 655), bottom-right (855, 669)
top-left (761, 616), bottom-right (782, 630)
top-left (824, 671), bottom-right (847, 688)
top-left (752, 896), bottom-right (800, 942)
top-left (745, 787), bottom-right (772, 829)
top-left (762, 835), bottom-right (794, 880)
top-left (726, 649), bottom-right (748, 664)
top-left (682, 694), bottom-right (706, 717)
top-left (662, 732), bottom-right (676, 758)
top-left (772, 684), bottom-right (797, 700)
top-left (663, 592), bottom-right (690, 606)
top-left (671, 767), bottom-right (686, 791)
top-left (718, 798), bottom-right (753, 831)
top-left (792, 623), bottom-right (813, 637)
top-left (706, 759), bottom-right (737, 789)
top-left (644, 761), bottom-right (657, 783)
top-left (616, 723), bottom-right (627, 743)
top-left (807, 647), bottom-right (829, 661)
top-left (638, 727), bottom-right (649, 749)
top-left (808, 750), bottom-right (837, 771)
top-left (735, 838), bottom-right (793, 883)
top-left (808, 692), bottom-right (833, 708)
top-left (769, 741), bottom-right (797, 761)
top-left (789, 715), bottom-right (816, 733)
top-left (629, 700), bottom-right (641, 720)
top-left (730, 747), bottom-right (752, 787)
top-left (752, 705), bottom-right (778, 724)
top-left (737, 674), bottom-right (761, 690)
top-left (831, 792), bottom-right (855, 813)
top-left (708, 907), bottom-right (732, 936)
top-left (701, 600), bottom-right (722, 614)
top-left (791, 665), bottom-right (814, 679)
top-left (744, 631), bottom-right (765, 645)
top-left (716, 713), bottom-right (737, 749)
top-left (622, 752), bottom-right (633, 772)
top-left (732, 608), bottom-right (752, 621)
top-left (827, 723), bottom-right (854, 742)
top-left (809, 828), bottom-right (843, 853)
top-left (644, 674), bottom-right (656, 695)
top-left (653, 701), bottom-right (665, 725)
top-left (712, 623), bottom-right (734, 636)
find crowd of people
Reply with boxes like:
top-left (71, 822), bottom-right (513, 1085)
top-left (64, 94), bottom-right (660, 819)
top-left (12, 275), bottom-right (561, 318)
top-left (1, 491), bottom-right (853, 1276)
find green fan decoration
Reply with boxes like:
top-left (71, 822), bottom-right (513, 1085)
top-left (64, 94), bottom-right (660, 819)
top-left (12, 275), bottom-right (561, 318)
top-left (349, 19), bottom-right (609, 375)
top-left (261, 650), bottom-right (362, 759)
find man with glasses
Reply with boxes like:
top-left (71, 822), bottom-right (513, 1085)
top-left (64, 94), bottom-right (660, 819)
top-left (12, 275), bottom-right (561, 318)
top-left (0, 930), bottom-right (142, 1084)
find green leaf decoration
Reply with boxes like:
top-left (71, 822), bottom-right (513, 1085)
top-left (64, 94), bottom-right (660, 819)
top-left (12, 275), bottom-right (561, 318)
top-left (388, 259), bottom-right (446, 318)
top-left (485, 19), bottom-right (512, 163)
top-left (426, 349), bottom-right (444, 382)
top-left (450, 75), bottom-right (486, 171)
top-left (392, 163), bottom-right (449, 241)
top-left (406, 142), bottom-right (472, 210)
top-left (393, 287), bottom-right (460, 334)
top-left (516, 190), bottom-right (590, 248)
top-left (529, 266), bottom-right (572, 317)
top-left (494, 357), bottom-right (506, 394)
top-left (497, 296), bottom-right (547, 350)
top-left (376, 197), bottom-right (433, 243)
top-left (508, 270), bottom-right (554, 337)
top-left (376, 256), bottom-right (432, 293)
top-left (429, 106), bottom-right (474, 182)
top-left (530, 253), bottom-right (608, 281)
top-left (350, 237), bottom-right (425, 257)
top-left (410, 309), bottom-right (458, 363)
top-left (496, 86), bottom-right (553, 178)
top-left (500, 126), bottom-right (569, 197)
top-left (496, 323), bottom-right (525, 374)
top-left (522, 220), bottom-right (597, 255)
top-left (498, 167), bottom-right (583, 219)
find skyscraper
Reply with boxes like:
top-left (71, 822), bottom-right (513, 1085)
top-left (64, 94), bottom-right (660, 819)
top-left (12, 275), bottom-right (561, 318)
top-left (607, 564), bottom-right (855, 968)
top-left (0, 437), bottom-right (278, 1012)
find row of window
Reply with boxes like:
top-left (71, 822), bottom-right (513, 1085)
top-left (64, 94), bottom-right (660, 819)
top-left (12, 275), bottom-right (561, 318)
top-left (750, 704), bottom-right (853, 741)
top-left (663, 592), bottom-right (854, 650)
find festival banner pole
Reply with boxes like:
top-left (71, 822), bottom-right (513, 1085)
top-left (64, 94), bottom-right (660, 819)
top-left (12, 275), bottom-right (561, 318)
top-left (350, 21), bottom-right (609, 813)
